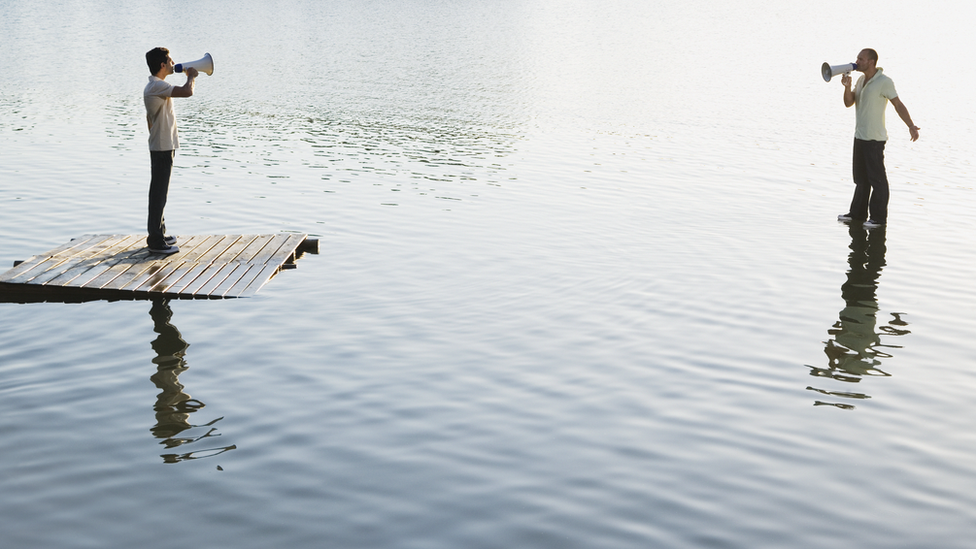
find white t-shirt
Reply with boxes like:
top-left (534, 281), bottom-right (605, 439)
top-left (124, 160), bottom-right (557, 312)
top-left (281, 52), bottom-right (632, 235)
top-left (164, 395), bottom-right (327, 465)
top-left (144, 76), bottom-right (178, 151)
top-left (853, 68), bottom-right (898, 142)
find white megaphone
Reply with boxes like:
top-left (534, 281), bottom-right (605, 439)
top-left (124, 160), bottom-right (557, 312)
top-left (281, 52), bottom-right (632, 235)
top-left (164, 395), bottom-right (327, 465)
top-left (821, 61), bottom-right (857, 82)
top-left (175, 53), bottom-right (214, 76)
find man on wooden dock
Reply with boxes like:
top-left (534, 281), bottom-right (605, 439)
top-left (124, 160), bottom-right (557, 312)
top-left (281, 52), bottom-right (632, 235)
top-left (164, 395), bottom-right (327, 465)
top-left (144, 47), bottom-right (198, 255)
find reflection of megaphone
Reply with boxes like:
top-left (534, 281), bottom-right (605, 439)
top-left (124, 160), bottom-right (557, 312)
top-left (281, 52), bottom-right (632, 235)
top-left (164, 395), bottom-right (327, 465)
top-left (175, 53), bottom-right (214, 76)
top-left (821, 62), bottom-right (857, 82)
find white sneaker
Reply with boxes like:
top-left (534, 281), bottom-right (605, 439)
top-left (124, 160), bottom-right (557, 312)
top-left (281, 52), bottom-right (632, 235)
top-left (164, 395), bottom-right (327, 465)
top-left (863, 219), bottom-right (886, 229)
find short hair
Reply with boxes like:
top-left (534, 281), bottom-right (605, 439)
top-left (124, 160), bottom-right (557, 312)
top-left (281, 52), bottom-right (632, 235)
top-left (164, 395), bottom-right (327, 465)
top-left (862, 48), bottom-right (879, 63)
top-left (146, 47), bottom-right (170, 74)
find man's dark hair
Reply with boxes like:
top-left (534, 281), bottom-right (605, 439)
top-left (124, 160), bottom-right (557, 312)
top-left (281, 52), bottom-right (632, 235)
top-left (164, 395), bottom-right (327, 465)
top-left (146, 47), bottom-right (170, 75)
top-left (863, 48), bottom-right (879, 63)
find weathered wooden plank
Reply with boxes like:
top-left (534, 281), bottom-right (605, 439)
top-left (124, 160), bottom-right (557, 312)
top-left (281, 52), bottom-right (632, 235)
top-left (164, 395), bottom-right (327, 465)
top-left (109, 235), bottom-right (206, 291)
top-left (231, 264), bottom-right (279, 297)
top-left (151, 263), bottom-right (204, 295)
top-left (192, 263), bottom-right (245, 296)
top-left (166, 236), bottom-right (258, 295)
top-left (227, 234), bottom-right (307, 297)
top-left (0, 233), bottom-right (311, 301)
top-left (132, 235), bottom-right (230, 293)
top-left (91, 252), bottom-right (159, 290)
top-left (208, 235), bottom-right (280, 297)
top-left (33, 235), bottom-right (108, 259)
top-left (245, 234), bottom-right (295, 269)
top-left (158, 262), bottom-right (208, 295)
top-left (37, 236), bottom-right (143, 286)
top-left (71, 239), bottom-right (152, 289)
top-left (213, 235), bottom-right (258, 263)
top-left (84, 246), bottom-right (157, 289)
top-left (0, 235), bottom-right (104, 283)
top-left (0, 235), bottom-right (114, 284)
top-left (231, 234), bottom-right (277, 263)
top-left (183, 236), bottom-right (271, 295)
top-left (170, 235), bottom-right (228, 264)
top-left (212, 263), bottom-right (259, 297)
top-left (196, 235), bottom-right (248, 263)
top-left (270, 234), bottom-right (308, 263)
top-left (47, 236), bottom-right (145, 287)
top-left (132, 261), bottom-right (188, 294)
top-left (149, 235), bottom-right (249, 294)
top-left (147, 258), bottom-right (207, 295)
top-left (100, 246), bottom-right (174, 291)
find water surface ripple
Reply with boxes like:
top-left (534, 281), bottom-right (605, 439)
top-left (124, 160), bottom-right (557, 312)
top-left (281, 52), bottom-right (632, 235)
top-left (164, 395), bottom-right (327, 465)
top-left (2, 1), bottom-right (976, 548)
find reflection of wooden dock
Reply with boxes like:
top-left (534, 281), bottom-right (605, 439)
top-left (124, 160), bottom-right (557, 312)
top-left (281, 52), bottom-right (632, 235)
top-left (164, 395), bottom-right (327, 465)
top-left (0, 234), bottom-right (318, 303)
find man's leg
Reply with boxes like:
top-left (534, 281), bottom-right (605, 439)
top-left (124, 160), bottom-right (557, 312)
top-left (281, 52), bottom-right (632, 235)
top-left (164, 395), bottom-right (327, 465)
top-left (148, 150), bottom-right (174, 249)
top-left (863, 140), bottom-right (889, 223)
top-left (848, 139), bottom-right (871, 220)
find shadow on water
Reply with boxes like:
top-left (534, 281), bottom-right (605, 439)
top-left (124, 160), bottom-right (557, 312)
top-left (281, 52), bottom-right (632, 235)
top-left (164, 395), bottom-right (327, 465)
top-left (806, 224), bottom-right (911, 410)
top-left (149, 299), bottom-right (236, 463)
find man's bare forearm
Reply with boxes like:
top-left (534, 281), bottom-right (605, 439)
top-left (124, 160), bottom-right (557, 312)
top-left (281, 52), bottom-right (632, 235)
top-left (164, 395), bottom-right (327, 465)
top-left (895, 102), bottom-right (914, 128)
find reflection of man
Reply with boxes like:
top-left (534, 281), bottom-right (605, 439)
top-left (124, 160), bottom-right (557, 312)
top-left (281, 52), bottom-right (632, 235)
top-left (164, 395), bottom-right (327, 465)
top-left (828, 224), bottom-right (887, 375)
top-left (808, 224), bottom-right (911, 408)
top-left (148, 299), bottom-right (235, 463)
top-left (837, 48), bottom-right (919, 229)
top-left (149, 299), bottom-right (194, 441)
top-left (144, 47), bottom-right (198, 255)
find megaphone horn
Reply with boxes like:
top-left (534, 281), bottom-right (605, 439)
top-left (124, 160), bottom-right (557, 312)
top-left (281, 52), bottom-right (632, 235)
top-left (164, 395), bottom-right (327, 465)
top-left (175, 53), bottom-right (214, 76)
top-left (821, 62), bottom-right (857, 82)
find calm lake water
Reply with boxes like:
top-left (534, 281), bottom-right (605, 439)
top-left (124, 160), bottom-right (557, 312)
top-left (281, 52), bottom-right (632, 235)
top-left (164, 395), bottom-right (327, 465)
top-left (2, 1), bottom-right (975, 547)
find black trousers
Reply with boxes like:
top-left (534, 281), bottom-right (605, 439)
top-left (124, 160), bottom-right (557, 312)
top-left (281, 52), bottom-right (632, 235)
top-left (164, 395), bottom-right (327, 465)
top-left (148, 150), bottom-right (174, 249)
top-left (849, 138), bottom-right (889, 223)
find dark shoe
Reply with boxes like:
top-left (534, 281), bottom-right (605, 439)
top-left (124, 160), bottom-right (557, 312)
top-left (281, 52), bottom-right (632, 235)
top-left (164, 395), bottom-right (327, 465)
top-left (164, 235), bottom-right (177, 246)
top-left (148, 244), bottom-right (180, 255)
top-left (863, 219), bottom-right (886, 229)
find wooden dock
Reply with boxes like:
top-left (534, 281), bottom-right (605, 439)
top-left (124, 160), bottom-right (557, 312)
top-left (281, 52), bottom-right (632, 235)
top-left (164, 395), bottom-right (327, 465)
top-left (0, 234), bottom-right (318, 303)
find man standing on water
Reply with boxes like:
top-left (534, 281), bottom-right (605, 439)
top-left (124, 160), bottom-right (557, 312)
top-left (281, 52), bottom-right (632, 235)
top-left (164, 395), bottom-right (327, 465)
top-left (144, 47), bottom-right (198, 254)
top-left (837, 48), bottom-right (920, 229)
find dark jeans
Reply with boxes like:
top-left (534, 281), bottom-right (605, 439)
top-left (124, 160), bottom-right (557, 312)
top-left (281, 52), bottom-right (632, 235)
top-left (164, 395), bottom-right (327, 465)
top-left (849, 138), bottom-right (889, 223)
top-left (148, 150), bottom-right (174, 249)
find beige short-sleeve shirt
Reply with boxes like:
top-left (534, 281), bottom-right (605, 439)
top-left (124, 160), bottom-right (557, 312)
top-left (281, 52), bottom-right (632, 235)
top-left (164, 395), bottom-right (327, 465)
top-left (144, 76), bottom-right (178, 151)
top-left (853, 68), bottom-right (898, 142)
